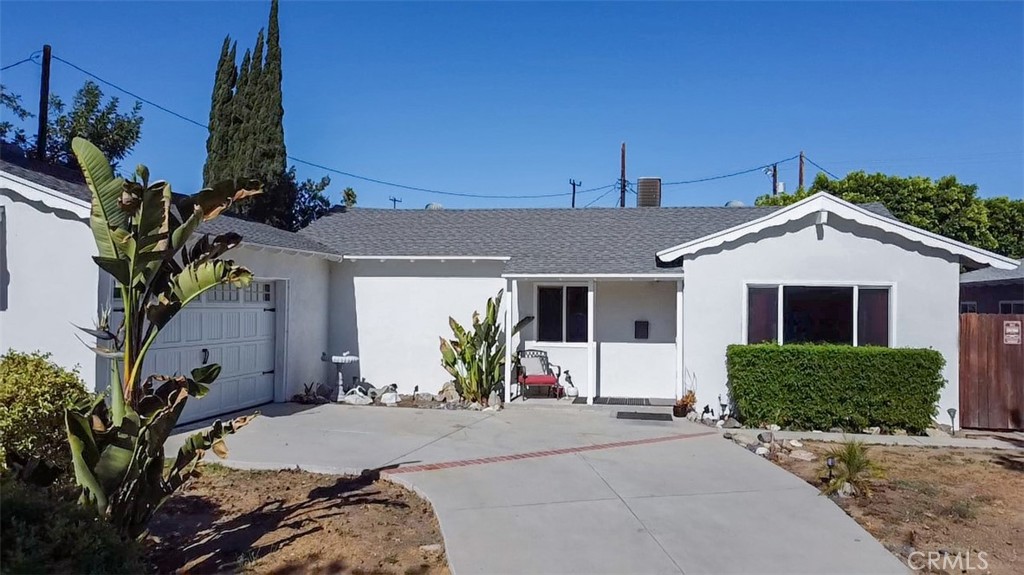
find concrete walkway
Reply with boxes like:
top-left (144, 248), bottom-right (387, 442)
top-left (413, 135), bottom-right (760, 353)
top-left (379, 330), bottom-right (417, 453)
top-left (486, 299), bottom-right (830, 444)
top-left (169, 404), bottom-right (908, 575)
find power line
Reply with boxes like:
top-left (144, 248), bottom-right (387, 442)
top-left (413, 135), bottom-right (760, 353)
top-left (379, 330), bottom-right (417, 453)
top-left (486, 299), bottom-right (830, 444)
top-left (583, 185), bottom-right (618, 208)
top-left (803, 155), bottom-right (840, 180)
top-left (662, 155), bottom-right (800, 186)
top-left (47, 54), bottom-right (620, 201)
top-left (1, 57), bottom-right (35, 72)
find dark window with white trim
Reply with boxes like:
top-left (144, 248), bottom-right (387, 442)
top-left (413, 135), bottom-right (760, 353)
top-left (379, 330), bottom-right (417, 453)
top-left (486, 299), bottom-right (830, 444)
top-left (537, 286), bottom-right (588, 343)
top-left (747, 285), bottom-right (890, 346)
top-left (960, 301), bottom-right (978, 314)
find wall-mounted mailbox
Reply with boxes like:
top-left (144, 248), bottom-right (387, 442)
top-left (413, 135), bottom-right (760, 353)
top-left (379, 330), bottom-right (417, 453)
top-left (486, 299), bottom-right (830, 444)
top-left (634, 320), bottom-right (649, 340)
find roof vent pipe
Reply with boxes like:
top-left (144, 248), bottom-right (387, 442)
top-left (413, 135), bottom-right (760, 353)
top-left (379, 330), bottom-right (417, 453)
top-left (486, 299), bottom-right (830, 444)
top-left (636, 177), bottom-right (662, 207)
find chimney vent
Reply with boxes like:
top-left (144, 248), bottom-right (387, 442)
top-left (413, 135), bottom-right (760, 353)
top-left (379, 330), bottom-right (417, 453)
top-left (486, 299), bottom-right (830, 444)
top-left (636, 177), bottom-right (662, 207)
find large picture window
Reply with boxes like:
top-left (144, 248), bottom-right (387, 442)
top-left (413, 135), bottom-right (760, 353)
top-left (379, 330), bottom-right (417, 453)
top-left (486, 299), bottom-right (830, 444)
top-left (747, 284), bottom-right (890, 347)
top-left (537, 286), bottom-right (588, 343)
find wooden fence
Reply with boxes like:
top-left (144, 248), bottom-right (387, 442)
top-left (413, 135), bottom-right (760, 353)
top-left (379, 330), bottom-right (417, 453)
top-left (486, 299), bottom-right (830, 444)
top-left (959, 314), bottom-right (1024, 430)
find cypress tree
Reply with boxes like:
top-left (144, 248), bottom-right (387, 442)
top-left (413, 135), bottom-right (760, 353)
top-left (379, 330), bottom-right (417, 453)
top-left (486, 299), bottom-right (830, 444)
top-left (232, 48), bottom-right (252, 184)
top-left (264, 0), bottom-right (287, 176)
top-left (203, 37), bottom-right (237, 186)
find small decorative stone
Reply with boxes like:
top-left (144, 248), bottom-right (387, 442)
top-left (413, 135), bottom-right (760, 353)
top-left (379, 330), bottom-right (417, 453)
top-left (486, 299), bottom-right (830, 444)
top-left (788, 439), bottom-right (803, 448)
top-left (722, 431), bottom-right (734, 440)
top-left (468, 402), bottom-right (482, 411)
top-left (686, 412), bottom-right (699, 422)
top-left (731, 433), bottom-right (756, 446)
top-left (828, 427), bottom-right (844, 434)
top-left (757, 431), bottom-right (774, 443)
top-left (755, 446), bottom-right (770, 456)
top-left (419, 543), bottom-right (443, 554)
top-left (925, 428), bottom-right (950, 438)
top-left (892, 428), bottom-right (908, 436)
top-left (837, 483), bottom-right (857, 498)
top-left (414, 392), bottom-right (436, 402)
top-left (863, 426), bottom-right (881, 435)
top-left (723, 417), bottom-right (742, 429)
top-left (715, 419), bottom-right (725, 428)
top-left (789, 449), bottom-right (816, 462)
top-left (767, 424), bottom-right (781, 432)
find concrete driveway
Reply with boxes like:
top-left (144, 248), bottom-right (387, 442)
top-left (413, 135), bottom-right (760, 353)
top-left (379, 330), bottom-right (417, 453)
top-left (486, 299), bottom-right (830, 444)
top-left (169, 404), bottom-right (907, 575)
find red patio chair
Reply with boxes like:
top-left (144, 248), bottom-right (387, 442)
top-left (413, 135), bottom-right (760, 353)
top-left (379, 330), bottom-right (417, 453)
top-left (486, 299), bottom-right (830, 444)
top-left (517, 349), bottom-right (564, 400)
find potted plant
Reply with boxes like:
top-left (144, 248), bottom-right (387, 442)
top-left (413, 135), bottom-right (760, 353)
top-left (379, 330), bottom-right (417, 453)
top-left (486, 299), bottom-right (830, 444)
top-left (674, 389), bottom-right (697, 418)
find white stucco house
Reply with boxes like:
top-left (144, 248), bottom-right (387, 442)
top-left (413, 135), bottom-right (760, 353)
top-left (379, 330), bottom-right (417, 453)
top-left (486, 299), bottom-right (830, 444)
top-left (2, 155), bottom-right (1017, 424)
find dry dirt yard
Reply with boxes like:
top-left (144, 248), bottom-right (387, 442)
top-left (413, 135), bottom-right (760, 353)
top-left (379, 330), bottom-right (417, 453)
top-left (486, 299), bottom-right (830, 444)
top-left (776, 442), bottom-right (1024, 574)
top-left (147, 465), bottom-right (449, 574)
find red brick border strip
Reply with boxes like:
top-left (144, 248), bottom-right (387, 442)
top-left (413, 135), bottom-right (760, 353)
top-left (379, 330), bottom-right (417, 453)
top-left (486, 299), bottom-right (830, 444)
top-left (383, 431), bottom-right (717, 475)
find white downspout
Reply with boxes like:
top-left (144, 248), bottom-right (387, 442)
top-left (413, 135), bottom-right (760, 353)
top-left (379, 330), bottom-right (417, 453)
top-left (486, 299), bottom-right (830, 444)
top-left (504, 278), bottom-right (513, 405)
top-left (675, 278), bottom-right (684, 399)
top-left (587, 279), bottom-right (596, 405)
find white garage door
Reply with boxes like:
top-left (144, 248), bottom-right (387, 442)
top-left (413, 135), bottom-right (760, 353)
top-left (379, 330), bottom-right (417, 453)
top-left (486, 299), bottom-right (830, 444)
top-left (144, 281), bottom-right (277, 424)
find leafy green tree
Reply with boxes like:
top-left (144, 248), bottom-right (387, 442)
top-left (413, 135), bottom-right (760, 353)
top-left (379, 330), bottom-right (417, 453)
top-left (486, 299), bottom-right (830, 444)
top-left (0, 83), bottom-right (32, 147)
top-left (1, 81), bottom-right (143, 172)
top-left (203, 38), bottom-right (237, 186)
top-left (44, 81), bottom-right (143, 171)
top-left (982, 196), bottom-right (1024, 259)
top-left (293, 171), bottom-right (331, 229)
top-left (343, 186), bottom-right (357, 208)
top-left (756, 172), bottom-right (997, 251)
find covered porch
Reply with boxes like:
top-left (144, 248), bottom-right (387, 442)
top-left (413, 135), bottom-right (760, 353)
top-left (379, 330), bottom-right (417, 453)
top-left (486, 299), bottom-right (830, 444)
top-left (501, 274), bottom-right (685, 405)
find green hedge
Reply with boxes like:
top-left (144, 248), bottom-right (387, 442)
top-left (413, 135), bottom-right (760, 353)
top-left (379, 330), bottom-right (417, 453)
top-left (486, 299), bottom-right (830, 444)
top-left (726, 344), bottom-right (944, 433)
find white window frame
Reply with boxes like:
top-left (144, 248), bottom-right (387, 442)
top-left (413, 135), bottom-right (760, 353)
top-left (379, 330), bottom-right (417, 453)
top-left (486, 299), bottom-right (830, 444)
top-left (534, 283), bottom-right (589, 346)
top-left (960, 301), bottom-right (978, 314)
top-left (999, 300), bottom-right (1024, 314)
top-left (741, 281), bottom-right (896, 347)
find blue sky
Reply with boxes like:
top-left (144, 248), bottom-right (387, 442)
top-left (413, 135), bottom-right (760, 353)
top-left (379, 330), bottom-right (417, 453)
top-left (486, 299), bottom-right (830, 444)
top-left (1, 1), bottom-right (1021, 209)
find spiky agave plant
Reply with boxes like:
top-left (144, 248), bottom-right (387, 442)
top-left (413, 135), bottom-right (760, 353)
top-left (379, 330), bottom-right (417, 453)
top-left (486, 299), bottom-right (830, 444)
top-left (65, 137), bottom-right (261, 538)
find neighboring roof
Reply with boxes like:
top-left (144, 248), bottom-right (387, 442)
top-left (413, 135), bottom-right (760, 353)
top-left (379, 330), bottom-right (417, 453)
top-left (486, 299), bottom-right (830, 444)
top-left (301, 202), bottom-right (896, 275)
top-left (960, 259), bottom-right (1024, 285)
top-left (655, 192), bottom-right (1020, 271)
top-left (0, 153), bottom-right (334, 256)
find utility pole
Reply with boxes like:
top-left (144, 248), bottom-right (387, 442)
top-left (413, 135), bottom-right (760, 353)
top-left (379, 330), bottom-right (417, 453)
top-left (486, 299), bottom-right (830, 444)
top-left (771, 163), bottom-right (778, 196)
top-left (798, 151), bottom-right (805, 190)
top-left (388, 196), bottom-right (402, 209)
top-left (619, 142), bottom-right (626, 208)
top-left (35, 44), bottom-right (52, 160)
top-left (569, 179), bottom-right (581, 208)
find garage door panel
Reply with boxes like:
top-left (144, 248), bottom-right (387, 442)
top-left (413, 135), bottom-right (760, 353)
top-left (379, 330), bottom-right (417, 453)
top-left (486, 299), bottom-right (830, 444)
top-left (184, 312), bottom-right (203, 342)
top-left (225, 312), bottom-right (240, 339)
top-left (242, 311), bottom-right (258, 338)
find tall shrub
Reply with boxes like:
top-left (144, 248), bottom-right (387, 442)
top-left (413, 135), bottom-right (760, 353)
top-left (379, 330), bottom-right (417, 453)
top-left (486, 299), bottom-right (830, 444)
top-left (0, 351), bottom-right (90, 477)
top-left (65, 137), bottom-right (260, 539)
top-left (726, 344), bottom-right (944, 432)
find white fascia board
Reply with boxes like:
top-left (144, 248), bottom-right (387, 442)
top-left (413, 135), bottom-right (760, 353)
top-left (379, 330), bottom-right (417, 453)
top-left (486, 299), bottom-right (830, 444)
top-left (0, 170), bottom-right (91, 213)
top-left (501, 272), bottom-right (684, 279)
top-left (243, 242), bottom-right (345, 262)
top-left (656, 192), bottom-right (1019, 270)
top-left (342, 255), bottom-right (511, 262)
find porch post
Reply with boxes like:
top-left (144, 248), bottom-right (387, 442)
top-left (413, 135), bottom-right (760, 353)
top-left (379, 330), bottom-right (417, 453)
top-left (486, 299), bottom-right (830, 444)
top-left (504, 278), bottom-right (514, 405)
top-left (675, 278), bottom-right (684, 399)
top-left (587, 279), bottom-right (596, 405)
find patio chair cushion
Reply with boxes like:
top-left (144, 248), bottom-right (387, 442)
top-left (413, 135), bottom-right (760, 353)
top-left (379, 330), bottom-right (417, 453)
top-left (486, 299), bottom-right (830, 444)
top-left (521, 374), bottom-right (558, 386)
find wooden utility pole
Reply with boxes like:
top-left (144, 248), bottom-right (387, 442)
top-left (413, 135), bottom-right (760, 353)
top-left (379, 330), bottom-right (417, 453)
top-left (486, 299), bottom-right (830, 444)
top-left (35, 44), bottom-right (52, 160)
top-left (619, 142), bottom-right (626, 207)
top-left (771, 163), bottom-right (778, 196)
top-left (798, 151), bottom-right (805, 189)
top-left (569, 178), bottom-right (581, 208)
top-left (388, 196), bottom-right (402, 209)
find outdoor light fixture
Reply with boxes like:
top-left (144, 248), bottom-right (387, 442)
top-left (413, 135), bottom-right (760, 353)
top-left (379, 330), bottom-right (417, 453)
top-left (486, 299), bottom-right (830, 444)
top-left (947, 408), bottom-right (957, 433)
top-left (718, 395), bottom-right (728, 420)
top-left (826, 456), bottom-right (836, 482)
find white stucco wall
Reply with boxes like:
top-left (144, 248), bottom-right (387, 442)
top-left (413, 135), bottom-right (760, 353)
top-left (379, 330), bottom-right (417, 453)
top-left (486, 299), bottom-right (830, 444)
top-left (0, 182), bottom-right (102, 390)
top-left (516, 279), bottom-right (678, 399)
top-left (329, 260), bottom-right (507, 394)
top-left (230, 246), bottom-right (330, 400)
top-left (681, 213), bottom-right (962, 417)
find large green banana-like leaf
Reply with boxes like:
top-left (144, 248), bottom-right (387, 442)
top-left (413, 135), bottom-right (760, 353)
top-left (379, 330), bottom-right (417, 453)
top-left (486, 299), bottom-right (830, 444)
top-left (165, 414), bottom-right (257, 492)
top-left (147, 259), bottom-right (253, 329)
top-left (66, 410), bottom-right (108, 513)
top-left (73, 137), bottom-right (127, 260)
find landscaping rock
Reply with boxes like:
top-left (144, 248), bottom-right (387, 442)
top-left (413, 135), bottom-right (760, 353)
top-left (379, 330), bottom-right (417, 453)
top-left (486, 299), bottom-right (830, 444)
top-left (685, 411), bottom-right (699, 422)
top-left (755, 446), bottom-right (770, 456)
top-left (828, 427), bottom-right (844, 434)
top-left (414, 392), bottom-right (436, 402)
top-left (892, 428), bottom-right (908, 436)
top-left (757, 431), bottom-right (774, 443)
top-left (482, 404), bottom-right (503, 412)
top-left (788, 439), bottom-right (803, 448)
top-left (723, 417), bottom-right (741, 429)
top-left (925, 427), bottom-right (950, 438)
top-left (488, 389), bottom-right (502, 408)
top-left (837, 482), bottom-right (857, 498)
top-left (731, 433), bottom-right (756, 447)
top-left (863, 426), bottom-right (881, 435)
top-left (438, 382), bottom-right (460, 403)
top-left (468, 402), bottom-right (482, 411)
top-left (789, 449), bottom-right (816, 462)
top-left (935, 422), bottom-right (953, 434)
top-left (767, 424), bottom-right (781, 432)
top-left (715, 419), bottom-right (725, 428)
top-left (419, 543), bottom-right (443, 554)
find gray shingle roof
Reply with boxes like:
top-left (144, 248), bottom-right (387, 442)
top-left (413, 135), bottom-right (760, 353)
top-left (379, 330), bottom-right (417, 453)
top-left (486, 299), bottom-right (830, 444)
top-left (301, 202), bottom-right (896, 274)
top-left (0, 154), bottom-right (333, 255)
top-left (960, 259), bottom-right (1024, 284)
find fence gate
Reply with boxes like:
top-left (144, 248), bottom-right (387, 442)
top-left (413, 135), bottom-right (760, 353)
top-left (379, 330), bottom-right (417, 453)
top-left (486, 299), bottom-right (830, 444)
top-left (959, 314), bottom-right (1024, 430)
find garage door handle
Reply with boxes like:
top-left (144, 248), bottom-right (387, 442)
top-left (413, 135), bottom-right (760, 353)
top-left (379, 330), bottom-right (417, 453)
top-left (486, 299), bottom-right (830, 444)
top-left (201, 348), bottom-right (209, 364)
